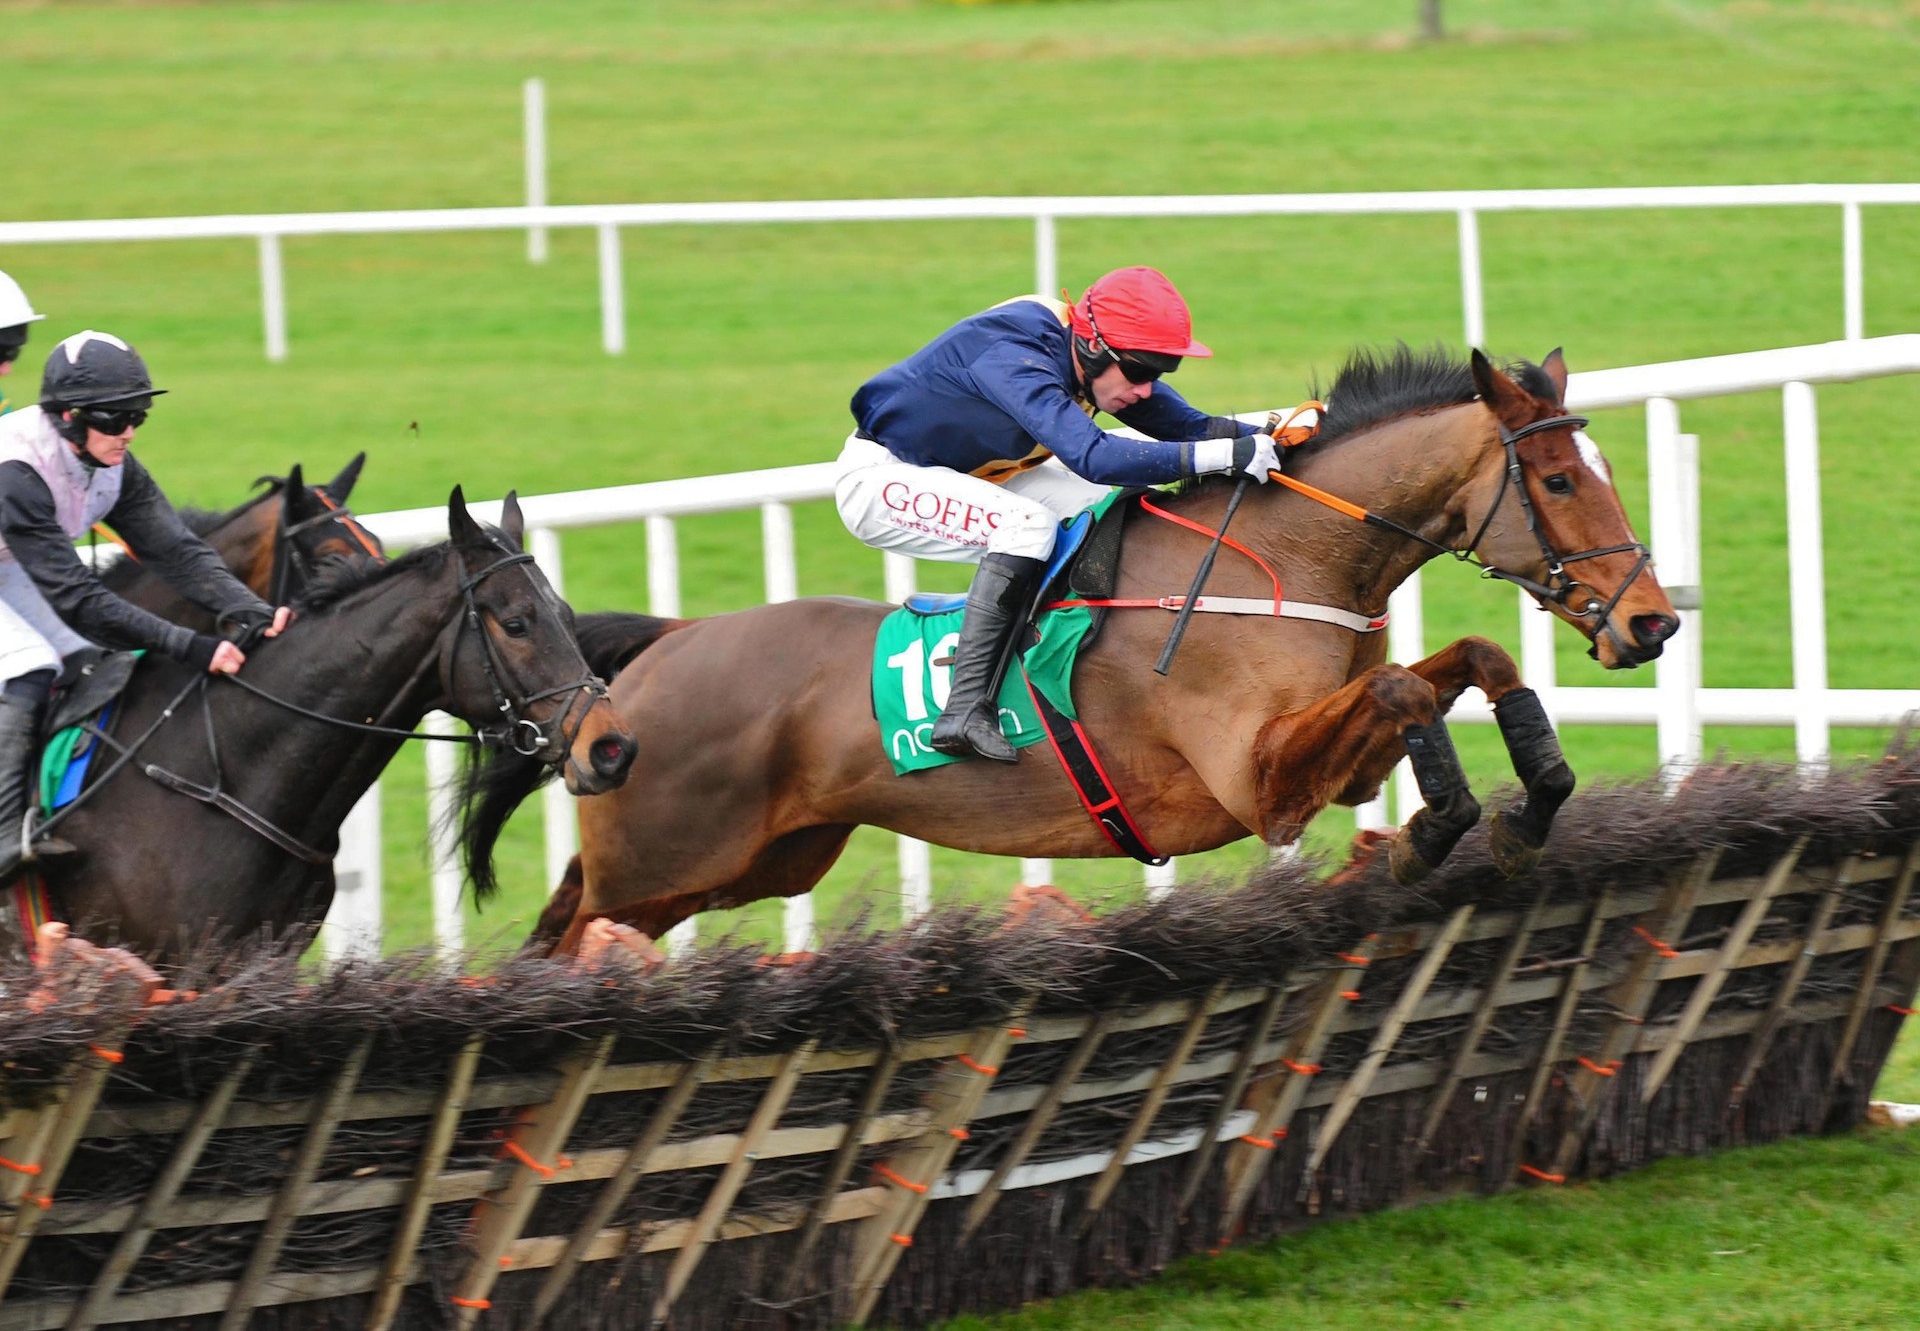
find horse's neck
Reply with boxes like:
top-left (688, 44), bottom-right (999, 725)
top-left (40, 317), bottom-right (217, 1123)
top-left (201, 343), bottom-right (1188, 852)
top-left (1227, 403), bottom-right (1495, 609)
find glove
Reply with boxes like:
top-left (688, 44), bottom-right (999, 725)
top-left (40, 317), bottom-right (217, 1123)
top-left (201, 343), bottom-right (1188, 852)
top-left (220, 603), bottom-right (276, 645)
top-left (1193, 432), bottom-right (1281, 482)
top-left (183, 633), bottom-right (224, 672)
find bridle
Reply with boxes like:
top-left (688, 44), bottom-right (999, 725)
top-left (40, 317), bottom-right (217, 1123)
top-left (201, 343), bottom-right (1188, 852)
top-left (39, 539), bottom-right (607, 864)
top-left (268, 489), bottom-right (384, 608)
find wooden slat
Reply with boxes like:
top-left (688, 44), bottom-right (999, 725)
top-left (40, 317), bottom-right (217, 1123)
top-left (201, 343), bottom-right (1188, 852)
top-left (448, 1032), bottom-right (615, 1330)
top-left (845, 1004), bottom-right (1031, 1328)
top-left (646, 1041), bottom-right (816, 1328)
top-left (62, 1046), bottom-right (261, 1331)
top-left (1216, 940), bottom-right (1377, 1243)
top-left (1176, 986), bottom-right (1287, 1220)
top-left (1824, 839), bottom-right (1920, 1110)
top-left (365, 1033), bottom-right (484, 1331)
top-left (1503, 884), bottom-right (1612, 1186)
top-left (1727, 864), bottom-right (1850, 1117)
top-left (1640, 839), bottom-right (1810, 1103)
top-left (0, 1029), bottom-right (126, 1303)
top-left (960, 1012), bottom-right (1113, 1244)
top-left (1538, 850), bottom-right (1719, 1182)
top-left (219, 1035), bottom-right (373, 1331)
top-left (781, 1045), bottom-right (906, 1298)
top-left (1301, 905), bottom-right (1474, 1188)
top-left (529, 1048), bottom-right (715, 1327)
top-left (1415, 888), bottom-right (1548, 1157)
top-left (1076, 985), bottom-right (1225, 1234)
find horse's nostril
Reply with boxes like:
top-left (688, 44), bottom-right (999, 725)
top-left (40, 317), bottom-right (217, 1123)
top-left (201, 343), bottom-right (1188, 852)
top-left (1631, 613), bottom-right (1679, 648)
top-left (591, 734), bottom-right (636, 779)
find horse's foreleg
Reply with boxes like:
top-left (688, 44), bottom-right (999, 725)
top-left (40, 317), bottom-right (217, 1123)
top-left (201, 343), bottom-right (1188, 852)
top-left (1403, 636), bottom-right (1575, 878)
top-left (1251, 664), bottom-right (1479, 885)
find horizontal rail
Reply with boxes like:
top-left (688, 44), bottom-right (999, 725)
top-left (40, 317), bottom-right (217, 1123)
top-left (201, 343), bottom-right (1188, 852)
top-left (7, 185), bottom-right (1920, 247)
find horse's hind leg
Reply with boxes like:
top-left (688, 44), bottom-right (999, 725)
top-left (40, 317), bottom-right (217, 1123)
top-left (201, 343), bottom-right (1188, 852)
top-left (1251, 663), bottom-right (1480, 886)
top-left (1403, 636), bottom-right (1575, 878)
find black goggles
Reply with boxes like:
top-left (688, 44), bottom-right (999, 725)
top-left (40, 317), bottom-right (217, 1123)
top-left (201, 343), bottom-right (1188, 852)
top-left (1114, 352), bottom-right (1180, 384)
top-left (75, 407), bottom-right (148, 435)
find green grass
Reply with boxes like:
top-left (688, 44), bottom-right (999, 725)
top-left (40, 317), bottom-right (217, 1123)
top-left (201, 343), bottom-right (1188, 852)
top-left (6, 1), bottom-right (1917, 1030)
top-left (929, 1131), bottom-right (1920, 1331)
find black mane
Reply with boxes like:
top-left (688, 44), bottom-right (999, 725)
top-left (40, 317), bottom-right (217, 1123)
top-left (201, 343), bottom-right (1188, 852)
top-left (1309, 343), bottom-right (1552, 447)
top-left (298, 543), bottom-right (447, 612)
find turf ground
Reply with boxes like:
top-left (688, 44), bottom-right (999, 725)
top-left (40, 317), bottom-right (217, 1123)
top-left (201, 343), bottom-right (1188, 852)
top-left (7, 2), bottom-right (1919, 1324)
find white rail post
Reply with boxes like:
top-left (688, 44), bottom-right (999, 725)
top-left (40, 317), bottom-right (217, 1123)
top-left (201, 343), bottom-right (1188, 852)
top-left (1842, 201), bottom-right (1864, 341)
top-left (529, 526), bottom-right (578, 891)
top-left (1457, 208), bottom-right (1486, 349)
top-left (646, 515), bottom-right (696, 949)
top-left (1782, 381), bottom-right (1830, 766)
top-left (523, 78), bottom-right (548, 265)
top-left (1144, 860), bottom-right (1177, 901)
top-left (324, 789), bottom-right (383, 962)
top-left (424, 712), bottom-right (466, 955)
top-left (761, 502), bottom-right (813, 952)
top-left (1034, 214), bottom-right (1057, 300)
top-left (884, 552), bottom-right (933, 921)
top-left (1646, 398), bottom-right (1702, 779)
top-left (258, 233), bottom-right (287, 363)
top-left (597, 222), bottom-right (625, 355)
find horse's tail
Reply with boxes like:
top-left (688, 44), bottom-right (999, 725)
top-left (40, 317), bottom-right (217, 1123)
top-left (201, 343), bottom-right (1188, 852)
top-left (456, 612), bottom-right (686, 902)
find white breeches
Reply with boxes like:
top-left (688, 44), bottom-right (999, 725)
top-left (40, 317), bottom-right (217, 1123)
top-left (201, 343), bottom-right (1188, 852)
top-left (0, 561), bottom-right (90, 684)
top-left (833, 434), bottom-right (1109, 563)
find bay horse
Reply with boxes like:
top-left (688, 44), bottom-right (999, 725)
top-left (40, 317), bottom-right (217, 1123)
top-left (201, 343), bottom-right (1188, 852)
top-left (463, 347), bottom-right (1679, 954)
top-left (102, 453), bottom-right (384, 620)
top-left (39, 489), bottom-right (636, 962)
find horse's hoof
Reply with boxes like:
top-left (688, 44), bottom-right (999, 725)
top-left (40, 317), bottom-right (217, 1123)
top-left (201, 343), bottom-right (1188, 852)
top-left (1388, 830), bottom-right (1435, 886)
top-left (1488, 810), bottom-right (1544, 879)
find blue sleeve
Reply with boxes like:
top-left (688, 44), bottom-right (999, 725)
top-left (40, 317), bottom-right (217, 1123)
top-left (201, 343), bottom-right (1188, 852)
top-left (966, 343), bottom-right (1196, 486)
top-left (1115, 381), bottom-right (1258, 441)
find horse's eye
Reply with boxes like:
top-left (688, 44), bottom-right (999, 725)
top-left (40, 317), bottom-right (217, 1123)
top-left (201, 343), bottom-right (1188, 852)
top-left (502, 617), bottom-right (530, 638)
top-left (1544, 474), bottom-right (1574, 495)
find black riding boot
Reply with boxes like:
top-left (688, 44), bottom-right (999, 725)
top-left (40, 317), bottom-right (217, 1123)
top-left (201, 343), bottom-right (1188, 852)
top-left (929, 552), bottom-right (1046, 764)
top-left (0, 692), bottom-right (40, 884)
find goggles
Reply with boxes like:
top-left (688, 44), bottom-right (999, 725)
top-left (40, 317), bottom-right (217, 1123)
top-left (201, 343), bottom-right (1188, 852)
top-left (75, 407), bottom-right (148, 435)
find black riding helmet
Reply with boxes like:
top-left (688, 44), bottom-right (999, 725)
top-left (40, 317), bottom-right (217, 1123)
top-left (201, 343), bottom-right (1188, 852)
top-left (39, 330), bottom-right (167, 412)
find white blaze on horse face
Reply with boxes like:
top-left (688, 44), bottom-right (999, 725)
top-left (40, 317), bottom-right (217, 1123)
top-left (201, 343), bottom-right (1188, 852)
top-left (1572, 430), bottom-right (1612, 485)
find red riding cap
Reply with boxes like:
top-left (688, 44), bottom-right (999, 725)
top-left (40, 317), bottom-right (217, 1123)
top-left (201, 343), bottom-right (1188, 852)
top-left (1069, 266), bottom-right (1213, 358)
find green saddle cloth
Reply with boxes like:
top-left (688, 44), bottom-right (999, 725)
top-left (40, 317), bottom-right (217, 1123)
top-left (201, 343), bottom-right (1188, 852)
top-left (872, 601), bottom-right (1095, 776)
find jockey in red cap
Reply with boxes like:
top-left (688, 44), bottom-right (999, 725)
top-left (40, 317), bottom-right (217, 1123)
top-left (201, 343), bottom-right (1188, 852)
top-left (837, 266), bottom-right (1282, 763)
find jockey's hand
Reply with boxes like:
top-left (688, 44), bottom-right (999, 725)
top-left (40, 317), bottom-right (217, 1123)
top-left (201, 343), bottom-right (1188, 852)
top-left (1229, 432), bottom-right (1283, 482)
top-left (208, 641), bottom-right (247, 675)
top-left (262, 606), bottom-right (293, 638)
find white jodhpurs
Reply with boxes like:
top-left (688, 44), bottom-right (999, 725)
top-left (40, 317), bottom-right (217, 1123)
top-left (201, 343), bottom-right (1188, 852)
top-left (833, 434), bottom-right (1109, 563)
top-left (0, 560), bottom-right (90, 684)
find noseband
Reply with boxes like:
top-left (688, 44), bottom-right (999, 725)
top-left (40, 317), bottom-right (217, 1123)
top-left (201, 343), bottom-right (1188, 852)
top-left (1456, 414), bottom-right (1655, 633)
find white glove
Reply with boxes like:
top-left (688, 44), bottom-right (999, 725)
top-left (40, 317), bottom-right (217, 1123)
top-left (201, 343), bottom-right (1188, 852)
top-left (1194, 433), bottom-right (1281, 482)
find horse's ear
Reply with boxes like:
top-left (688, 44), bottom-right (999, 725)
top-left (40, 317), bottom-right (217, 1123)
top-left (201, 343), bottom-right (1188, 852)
top-left (325, 452), bottom-right (366, 504)
top-left (500, 491), bottom-right (525, 547)
top-left (281, 464), bottom-right (310, 517)
top-left (1541, 347), bottom-right (1569, 401)
top-left (448, 485), bottom-right (480, 544)
top-left (1470, 348), bottom-right (1532, 429)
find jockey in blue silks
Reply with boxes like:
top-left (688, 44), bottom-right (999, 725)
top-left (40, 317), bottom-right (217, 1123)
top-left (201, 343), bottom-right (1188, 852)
top-left (835, 265), bottom-right (1283, 764)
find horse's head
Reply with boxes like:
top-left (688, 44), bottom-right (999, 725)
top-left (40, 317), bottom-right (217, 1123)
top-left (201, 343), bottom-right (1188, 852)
top-left (1465, 349), bottom-right (1680, 669)
top-left (271, 455), bottom-right (386, 604)
top-left (443, 486), bottom-right (637, 795)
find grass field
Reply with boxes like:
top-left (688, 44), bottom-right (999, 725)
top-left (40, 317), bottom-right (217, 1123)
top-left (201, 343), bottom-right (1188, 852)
top-left (8, 2), bottom-right (1918, 1323)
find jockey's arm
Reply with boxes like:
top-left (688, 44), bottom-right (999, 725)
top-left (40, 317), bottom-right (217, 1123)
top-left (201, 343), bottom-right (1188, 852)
top-left (105, 456), bottom-right (276, 633)
top-left (969, 345), bottom-right (1256, 487)
top-left (0, 461), bottom-right (227, 670)
top-left (1113, 380), bottom-right (1258, 445)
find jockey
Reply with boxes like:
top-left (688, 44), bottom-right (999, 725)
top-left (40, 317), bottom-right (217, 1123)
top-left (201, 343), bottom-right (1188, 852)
top-left (0, 270), bottom-right (45, 418)
top-left (0, 330), bottom-right (291, 879)
top-left (836, 266), bottom-right (1281, 763)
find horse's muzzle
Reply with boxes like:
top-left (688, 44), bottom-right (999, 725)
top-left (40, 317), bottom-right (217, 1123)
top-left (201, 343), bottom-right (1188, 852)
top-left (565, 730), bottom-right (637, 794)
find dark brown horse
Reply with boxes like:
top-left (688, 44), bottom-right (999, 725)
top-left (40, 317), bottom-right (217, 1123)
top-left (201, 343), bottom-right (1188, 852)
top-left (102, 453), bottom-right (383, 620)
top-left (44, 491), bottom-right (636, 962)
top-left (464, 347), bottom-right (1679, 953)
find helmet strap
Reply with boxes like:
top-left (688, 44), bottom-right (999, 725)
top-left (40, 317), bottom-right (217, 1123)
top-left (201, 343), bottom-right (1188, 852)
top-left (50, 411), bottom-right (109, 468)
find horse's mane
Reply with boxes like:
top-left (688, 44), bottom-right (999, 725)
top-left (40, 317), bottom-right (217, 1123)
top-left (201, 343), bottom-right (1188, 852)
top-left (1308, 343), bottom-right (1553, 448)
top-left (298, 543), bottom-right (448, 612)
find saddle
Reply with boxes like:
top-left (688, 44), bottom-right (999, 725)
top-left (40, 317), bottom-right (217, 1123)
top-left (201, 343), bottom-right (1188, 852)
top-left (40, 648), bottom-right (141, 811)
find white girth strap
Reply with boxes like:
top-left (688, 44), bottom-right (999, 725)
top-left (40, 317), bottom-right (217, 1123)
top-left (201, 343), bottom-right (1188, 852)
top-left (1149, 595), bottom-right (1389, 633)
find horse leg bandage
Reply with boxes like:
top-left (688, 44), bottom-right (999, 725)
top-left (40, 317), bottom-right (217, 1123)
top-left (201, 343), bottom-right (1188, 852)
top-left (1396, 721), bottom-right (1481, 878)
top-left (1492, 688), bottom-right (1575, 842)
